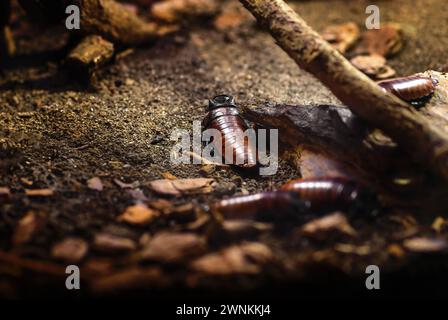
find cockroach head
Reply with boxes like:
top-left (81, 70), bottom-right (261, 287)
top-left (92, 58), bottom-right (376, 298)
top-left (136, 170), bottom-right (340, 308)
top-left (208, 95), bottom-right (237, 110)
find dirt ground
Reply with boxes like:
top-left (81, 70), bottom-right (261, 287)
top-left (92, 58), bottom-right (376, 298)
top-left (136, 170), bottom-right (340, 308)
top-left (1, 0), bottom-right (448, 299)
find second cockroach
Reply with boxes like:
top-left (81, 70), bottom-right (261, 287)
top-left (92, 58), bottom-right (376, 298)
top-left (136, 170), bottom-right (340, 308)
top-left (202, 95), bottom-right (257, 169)
top-left (377, 75), bottom-right (438, 106)
top-left (280, 177), bottom-right (379, 214)
top-left (213, 190), bottom-right (310, 221)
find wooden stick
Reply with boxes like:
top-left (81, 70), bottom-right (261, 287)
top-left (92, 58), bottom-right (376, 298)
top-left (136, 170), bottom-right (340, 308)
top-left (239, 0), bottom-right (448, 182)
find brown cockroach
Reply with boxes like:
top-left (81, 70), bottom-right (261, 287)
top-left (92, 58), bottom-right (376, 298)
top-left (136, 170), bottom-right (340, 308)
top-left (202, 95), bottom-right (257, 169)
top-left (213, 191), bottom-right (310, 221)
top-left (377, 76), bottom-right (438, 106)
top-left (280, 177), bottom-right (379, 214)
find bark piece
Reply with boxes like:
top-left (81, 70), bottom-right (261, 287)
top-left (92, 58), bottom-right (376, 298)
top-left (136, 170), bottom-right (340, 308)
top-left (239, 0), bottom-right (448, 182)
top-left (140, 232), bottom-right (206, 263)
top-left (65, 35), bottom-right (114, 81)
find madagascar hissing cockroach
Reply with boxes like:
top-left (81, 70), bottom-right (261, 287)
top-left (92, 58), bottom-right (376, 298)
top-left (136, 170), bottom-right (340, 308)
top-left (213, 191), bottom-right (310, 221)
top-left (280, 177), bottom-right (379, 214)
top-left (202, 95), bottom-right (257, 169)
top-left (377, 76), bottom-right (438, 106)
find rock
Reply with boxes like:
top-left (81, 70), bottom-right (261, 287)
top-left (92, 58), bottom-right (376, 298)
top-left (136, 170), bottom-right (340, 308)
top-left (140, 232), bottom-right (206, 263)
top-left (51, 237), bottom-right (89, 263)
top-left (93, 233), bottom-right (137, 253)
top-left (87, 177), bottom-right (104, 191)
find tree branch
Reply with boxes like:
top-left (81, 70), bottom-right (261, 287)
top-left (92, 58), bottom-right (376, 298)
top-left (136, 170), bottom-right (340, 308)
top-left (239, 0), bottom-right (448, 182)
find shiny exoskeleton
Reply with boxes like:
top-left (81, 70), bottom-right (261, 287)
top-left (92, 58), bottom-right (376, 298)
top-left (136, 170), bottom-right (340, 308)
top-left (213, 191), bottom-right (310, 221)
top-left (203, 95), bottom-right (257, 169)
top-left (280, 177), bottom-right (379, 214)
top-left (378, 76), bottom-right (438, 106)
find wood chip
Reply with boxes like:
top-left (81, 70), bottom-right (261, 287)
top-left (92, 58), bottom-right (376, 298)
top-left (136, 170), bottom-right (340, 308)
top-left (12, 211), bottom-right (46, 246)
top-left (322, 22), bottom-right (360, 54)
top-left (431, 217), bottom-right (447, 233)
top-left (149, 178), bottom-right (215, 196)
top-left (87, 177), bottom-right (104, 191)
top-left (140, 232), bottom-right (206, 263)
top-left (117, 203), bottom-right (159, 225)
top-left (151, 0), bottom-right (219, 23)
top-left (161, 171), bottom-right (178, 180)
top-left (25, 189), bottom-right (54, 197)
top-left (0, 187), bottom-right (10, 199)
top-left (93, 233), bottom-right (137, 253)
top-left (403, 237), bottom-right (448, 253)
top-left (191, 242), bottom-right (273, 275)
top-left (302, 212), bottom-right (356, 237)
top-left (51, 237), bottom-right (89, 263)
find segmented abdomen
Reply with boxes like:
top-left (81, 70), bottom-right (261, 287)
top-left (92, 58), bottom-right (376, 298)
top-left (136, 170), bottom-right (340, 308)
top-left (378, 76), bottom-right (437, 102)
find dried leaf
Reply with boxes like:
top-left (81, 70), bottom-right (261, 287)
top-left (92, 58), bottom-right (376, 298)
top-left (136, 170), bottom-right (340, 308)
top-left (117, 203), bottom-right (159, 225)
top-left (322, 22), bottom-right (360, 54)
top-left (149, 178), bottom-right (215, 196)
top-left (93, 233), bottom-right (137, 253)
top-left (25, 189), bottom-right (54, 197)
top-left (87, 177), bottom-right (104, 191)
top-left (161, 171), bottom-right (178, 180)
top-left (350, 54), bottom-right (396, 79)
top-left (191, 242), bottom-right (273, 275)
top-left (114, 179), bottom-right (139, 189)
top-left (355, 23), bottom-right (404, 57)
top-left (214, 11), bottom-right (245, 31)
top-left (51, 237), bottom-right (89, 263)
top-left (403, 237), bottom-right (448, 253)
top-left (296, 147), bottom-right (352, 179)
top-left (140, 232), bottom-right (206, 263)
top-left (12, 211), bottom-right (46, 245)
top-left (388, 244), bottom-right (405, 258)
top-left (302, 212), bottom-right (356, 237)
